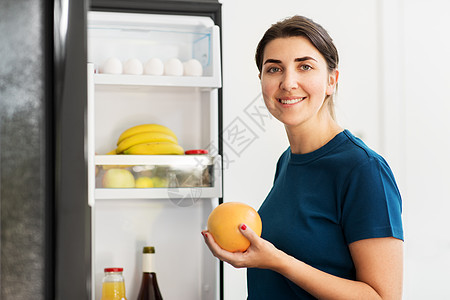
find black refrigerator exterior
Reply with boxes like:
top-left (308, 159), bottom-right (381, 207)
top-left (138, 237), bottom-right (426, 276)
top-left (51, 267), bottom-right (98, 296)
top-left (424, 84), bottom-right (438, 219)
top-left (1, 0), bottom-right (90, 298)
top-left (0, 0), bottom-right (222, 299)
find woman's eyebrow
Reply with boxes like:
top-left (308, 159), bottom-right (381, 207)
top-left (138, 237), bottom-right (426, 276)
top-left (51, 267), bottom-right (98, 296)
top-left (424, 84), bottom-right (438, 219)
top-left (263, 58), bottom-right (282, 65)
top-left (295, 56), bottom-right (317, 62)
top-left (263, 56), bottom-right (317, 65)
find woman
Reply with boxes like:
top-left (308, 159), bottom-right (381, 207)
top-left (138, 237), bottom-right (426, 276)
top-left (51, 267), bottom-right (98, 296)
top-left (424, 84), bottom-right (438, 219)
top-left (202, 15), bottom-right (403, 299)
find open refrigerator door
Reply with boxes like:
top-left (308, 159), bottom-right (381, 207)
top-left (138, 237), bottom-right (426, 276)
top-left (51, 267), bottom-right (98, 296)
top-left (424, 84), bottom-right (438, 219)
top-left (87, 11), bottom-right (222, 300)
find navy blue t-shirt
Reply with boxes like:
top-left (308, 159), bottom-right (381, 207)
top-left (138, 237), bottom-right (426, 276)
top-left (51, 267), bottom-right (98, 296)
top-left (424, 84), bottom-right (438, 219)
top-left (247, 130), bottom-right (403, 299)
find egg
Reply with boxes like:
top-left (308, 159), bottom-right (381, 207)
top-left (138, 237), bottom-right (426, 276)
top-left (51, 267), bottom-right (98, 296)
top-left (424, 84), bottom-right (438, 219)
top-left (164, 58), bottom-right (183, 76)
top-left (101, 57), bottom-right (123, 74)
top-left (183, 59), bottom-right (203, 76)
top-left (144, 58), bottom-right (164, 75)
top-left (123, 58), bottom-right (143, 75)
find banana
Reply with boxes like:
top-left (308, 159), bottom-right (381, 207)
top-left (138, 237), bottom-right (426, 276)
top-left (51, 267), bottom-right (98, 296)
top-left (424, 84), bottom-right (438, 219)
top-left (106, 149), bottom-right (117, 155)
top-left (102, 148), bottom-right (132, 170)
top-left (116, 131), bottom-right (178, 154)
top-left (123, 142), bottom-right (184, 155)
top-left (117, 124), bottom-right (178, 145)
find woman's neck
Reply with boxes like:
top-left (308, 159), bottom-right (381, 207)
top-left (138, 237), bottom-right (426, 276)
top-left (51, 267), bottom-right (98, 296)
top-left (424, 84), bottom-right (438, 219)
top-left (285, 116), bottom-right (343, 155)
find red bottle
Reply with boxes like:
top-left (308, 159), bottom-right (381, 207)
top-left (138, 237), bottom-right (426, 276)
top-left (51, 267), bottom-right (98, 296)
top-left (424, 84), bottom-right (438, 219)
top-left (137, 246), bottom-right (163, 300)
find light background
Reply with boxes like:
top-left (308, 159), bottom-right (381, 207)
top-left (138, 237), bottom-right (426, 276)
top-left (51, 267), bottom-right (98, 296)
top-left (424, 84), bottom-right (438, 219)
top-left (219, 0), bottom-right (450, 299)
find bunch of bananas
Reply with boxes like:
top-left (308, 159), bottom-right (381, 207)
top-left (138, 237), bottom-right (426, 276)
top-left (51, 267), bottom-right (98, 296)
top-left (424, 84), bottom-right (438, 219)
top-left (113, 124), bottom-right (184, 155)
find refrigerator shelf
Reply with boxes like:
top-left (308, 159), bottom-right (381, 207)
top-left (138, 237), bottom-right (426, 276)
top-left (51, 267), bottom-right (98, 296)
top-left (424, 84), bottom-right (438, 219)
top-left (88, 11), bottom-right (215, 32)
top-left (95, 154), bottom-right (218, 166)
top-left (95, 186), bottom-right (220, 199)
top-left (94, 73), bottom-right (221, 88)
top-left (88, 11), bottom-right (222, 88)
top-left (94, 154), bottom-right (222, 199)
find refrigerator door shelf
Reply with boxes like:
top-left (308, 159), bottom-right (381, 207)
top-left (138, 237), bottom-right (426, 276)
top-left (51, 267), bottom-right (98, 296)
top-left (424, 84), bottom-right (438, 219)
top-left (96, 153), bottom-right (217, 165)
top-left (94, 154), bottom-right (222, 200)
top-left (95, 186), bottom-right (220, 200)
top-left (89, 11), bottom-right (215, 29)
top-left (88, 12), bottom-right (221, 84)
top-left (94, 72), bottom-right (221, 89)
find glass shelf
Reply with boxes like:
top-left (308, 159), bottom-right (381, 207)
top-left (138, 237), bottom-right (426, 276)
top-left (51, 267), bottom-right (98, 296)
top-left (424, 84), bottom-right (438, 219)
top-left (93, 73), bottom-right (221, 89)
top-left (94, 154), bottom-right (222, 200)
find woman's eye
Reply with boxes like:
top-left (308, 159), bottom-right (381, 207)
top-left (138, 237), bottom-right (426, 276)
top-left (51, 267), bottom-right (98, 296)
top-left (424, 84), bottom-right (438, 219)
top-left (300, 65), bottom-right (312, 71)
top-left (267, 66), bottom-right (281, 73)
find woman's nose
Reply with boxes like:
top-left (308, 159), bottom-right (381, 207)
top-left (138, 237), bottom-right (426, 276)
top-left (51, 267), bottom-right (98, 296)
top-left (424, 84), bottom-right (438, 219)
top-left (280, 69), bottom-right (299, 91)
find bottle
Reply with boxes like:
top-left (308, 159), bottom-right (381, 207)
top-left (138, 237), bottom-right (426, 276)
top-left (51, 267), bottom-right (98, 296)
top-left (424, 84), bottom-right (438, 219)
top-left (137, 246), bottom-right (163, 300)
top-left (101, 267), bottom-right (127, 300)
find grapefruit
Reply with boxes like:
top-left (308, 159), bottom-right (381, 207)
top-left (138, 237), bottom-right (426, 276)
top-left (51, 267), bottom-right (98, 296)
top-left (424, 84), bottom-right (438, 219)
top-left (207, 202), bottom-right (262, 252)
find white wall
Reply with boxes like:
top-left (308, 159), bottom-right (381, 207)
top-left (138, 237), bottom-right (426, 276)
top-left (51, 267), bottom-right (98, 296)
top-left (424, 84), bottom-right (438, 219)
top-left (219, 0), bottom-right (450, 299)
top-left (401, 1), bottom-right (450, 298)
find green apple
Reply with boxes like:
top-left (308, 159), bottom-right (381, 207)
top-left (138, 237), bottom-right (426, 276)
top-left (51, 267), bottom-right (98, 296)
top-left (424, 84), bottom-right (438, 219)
top-left (102, 168), bottom-right (135, 188)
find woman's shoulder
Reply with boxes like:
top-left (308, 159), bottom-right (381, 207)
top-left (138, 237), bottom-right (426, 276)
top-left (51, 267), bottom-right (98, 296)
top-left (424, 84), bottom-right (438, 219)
top-left (331, 130), bottom-right (392, 174)
top-left (337, 131), bottom-right (401, 207)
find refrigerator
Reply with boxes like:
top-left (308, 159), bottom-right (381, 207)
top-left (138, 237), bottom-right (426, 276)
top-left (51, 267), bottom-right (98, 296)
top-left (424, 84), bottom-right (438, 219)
top-left (0, 0), bottom-right (223, 299)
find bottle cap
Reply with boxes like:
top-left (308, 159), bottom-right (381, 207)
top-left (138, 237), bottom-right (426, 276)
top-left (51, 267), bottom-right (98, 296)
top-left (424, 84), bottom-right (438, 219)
top-left (104, 267), bottom-right (123, 272)
top-left (185, 149), bottom-right (208, 155)
top-left (143, 246), bottom-right (155, 253)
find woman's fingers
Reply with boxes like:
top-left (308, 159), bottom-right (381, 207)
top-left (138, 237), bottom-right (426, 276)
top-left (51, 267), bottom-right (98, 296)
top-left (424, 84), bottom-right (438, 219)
top-left (202, 230), bottom-right (218, 253)
top-left (239, 223), bottom-right (259, 244)
top-left (201, 229), bottom-right (248, 267)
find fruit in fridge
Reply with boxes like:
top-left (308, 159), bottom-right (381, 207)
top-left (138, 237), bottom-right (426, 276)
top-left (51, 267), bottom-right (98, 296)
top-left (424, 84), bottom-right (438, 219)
top-left (123, 142), bottom-right (184, 155)
top-left (102, 168), bottom-right (135, 188)
top-left (135, 177), bottom-right (154, 188)
top-left (116, 131), bottom-right (178, 154)
top-left (117, 124), bottom-right (178, 145)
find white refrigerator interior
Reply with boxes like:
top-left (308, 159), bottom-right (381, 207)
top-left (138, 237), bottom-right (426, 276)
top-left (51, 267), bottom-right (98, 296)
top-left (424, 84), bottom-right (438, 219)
top-left (87, 11), bottom-right (222, 300)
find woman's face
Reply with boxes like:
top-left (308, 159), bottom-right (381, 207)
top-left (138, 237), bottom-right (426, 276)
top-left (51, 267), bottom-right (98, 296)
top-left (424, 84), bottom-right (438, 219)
top-left (259, 36), bottom-right (338, 129)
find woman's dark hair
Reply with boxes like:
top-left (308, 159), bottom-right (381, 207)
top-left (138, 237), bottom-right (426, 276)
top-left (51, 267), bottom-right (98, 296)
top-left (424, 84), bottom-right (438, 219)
top-left (255, 16), bottom-right (339, 118)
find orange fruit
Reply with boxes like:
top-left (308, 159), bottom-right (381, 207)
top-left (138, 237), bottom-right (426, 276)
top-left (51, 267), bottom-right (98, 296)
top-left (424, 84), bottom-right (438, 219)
top-left (207, 202), bottom-right (262, 252)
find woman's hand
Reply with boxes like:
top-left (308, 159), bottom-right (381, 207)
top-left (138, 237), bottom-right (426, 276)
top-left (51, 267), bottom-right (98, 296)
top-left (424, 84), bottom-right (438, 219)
top-left (201, 224), bottom-right (283, 270)
top-left (203, 226), bottom-right (403, 299)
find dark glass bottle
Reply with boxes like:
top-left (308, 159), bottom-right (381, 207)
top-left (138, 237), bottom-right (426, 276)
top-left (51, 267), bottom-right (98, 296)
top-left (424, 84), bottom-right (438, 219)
top-left (137, 246), bottom-right (163, 300)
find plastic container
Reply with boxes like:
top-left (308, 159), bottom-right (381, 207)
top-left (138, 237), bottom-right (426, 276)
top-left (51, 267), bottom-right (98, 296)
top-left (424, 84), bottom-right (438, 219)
top-left (101, 267), bottom-right (127, 300)
top-left (96, 155), bottom-right (214, 188)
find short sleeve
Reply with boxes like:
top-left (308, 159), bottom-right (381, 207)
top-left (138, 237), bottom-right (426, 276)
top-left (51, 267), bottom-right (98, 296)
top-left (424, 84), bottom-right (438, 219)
top-left (341, 157), bottom-right (403, 244)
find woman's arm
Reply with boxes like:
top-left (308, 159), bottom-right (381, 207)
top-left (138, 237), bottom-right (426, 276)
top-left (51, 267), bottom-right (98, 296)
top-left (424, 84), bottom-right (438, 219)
top-left (202, 225), bottom-right (403, 300)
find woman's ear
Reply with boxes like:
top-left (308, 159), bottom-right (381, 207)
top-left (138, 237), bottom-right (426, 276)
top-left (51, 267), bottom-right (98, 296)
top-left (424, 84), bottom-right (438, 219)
top-left (326, 69), bottom-right (339, 95)
top-left (258, 73), bottom-right (261, 80)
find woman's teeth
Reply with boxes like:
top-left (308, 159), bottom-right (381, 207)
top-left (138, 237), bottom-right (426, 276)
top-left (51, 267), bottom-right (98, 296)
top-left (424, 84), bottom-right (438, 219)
top-left (278, 97), bottom-right (305, 104)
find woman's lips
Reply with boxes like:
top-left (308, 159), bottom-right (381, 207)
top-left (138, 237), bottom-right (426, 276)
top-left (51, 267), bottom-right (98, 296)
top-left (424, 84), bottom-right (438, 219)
top-left (277, 97), bottom-right (306, 104)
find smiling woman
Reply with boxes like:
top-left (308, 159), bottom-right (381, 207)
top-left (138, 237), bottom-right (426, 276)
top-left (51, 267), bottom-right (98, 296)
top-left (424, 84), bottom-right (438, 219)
top-left (255, 16), bottom-right (339, 120)
top-left (202, 15), bottom-right (403, 300)
top-left (258, 36), bottom-right (339, 150)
